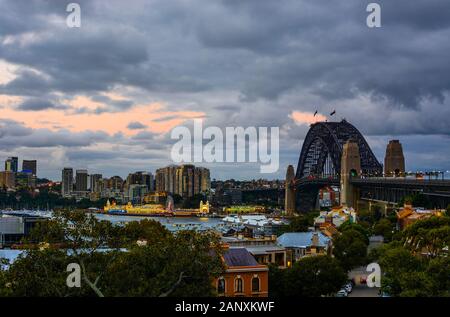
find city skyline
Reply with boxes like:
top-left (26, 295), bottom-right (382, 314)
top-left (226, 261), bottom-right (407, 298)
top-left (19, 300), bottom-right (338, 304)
top-left (2, 145), bottom-right (450, 183)
top-left (1, 1), bottom-right (450, 181)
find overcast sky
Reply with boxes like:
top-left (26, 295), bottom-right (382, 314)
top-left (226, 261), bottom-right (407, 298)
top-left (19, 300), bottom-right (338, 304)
top-left (1, 0), bottom-right (449, 181)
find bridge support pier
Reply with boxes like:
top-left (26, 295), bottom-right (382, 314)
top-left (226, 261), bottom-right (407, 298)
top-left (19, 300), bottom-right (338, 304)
top-left (340, 140), bottom-right (361, 209)
top-left (285, 165), bottom-right (296, 215)
top-left (385, 140), bottom-right (405, 177)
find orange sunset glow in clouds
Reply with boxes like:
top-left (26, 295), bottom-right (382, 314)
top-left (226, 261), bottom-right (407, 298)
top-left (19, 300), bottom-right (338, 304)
top-left (289, 111), bottom-right (327, 125)
top-left (0, 94), bottom-right (205, 136)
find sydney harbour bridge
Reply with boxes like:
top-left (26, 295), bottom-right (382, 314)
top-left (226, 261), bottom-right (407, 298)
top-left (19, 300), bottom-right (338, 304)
top-left (282, 119), bottom-right (450, 213)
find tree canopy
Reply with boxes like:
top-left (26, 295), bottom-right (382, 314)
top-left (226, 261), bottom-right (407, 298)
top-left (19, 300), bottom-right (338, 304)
top-left (269, 256), bottom-right (346, 297)
top-left (369, 215), bottom-right (450, 297)
top-left (333, 227), bottom-right (369, 271)
top-left (0, 210), bottom-right (224, 297)
top-left (279, 211), bottom-right (319, 234)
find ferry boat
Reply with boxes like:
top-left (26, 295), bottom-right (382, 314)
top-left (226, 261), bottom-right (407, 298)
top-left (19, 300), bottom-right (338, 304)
top-left (107, 208), bottom-right (127, 215)
top-left (102, 199), bottom-right (211, 217)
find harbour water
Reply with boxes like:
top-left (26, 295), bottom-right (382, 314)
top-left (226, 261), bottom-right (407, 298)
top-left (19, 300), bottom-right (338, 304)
top-left (94, 213), bottom-right (224, 232)
top-left (1, 211), bottom-right (287, 265)
top-left (1, 210), bottom-right (236, 232)
top-left (0, 213), bottom-right (225, 263)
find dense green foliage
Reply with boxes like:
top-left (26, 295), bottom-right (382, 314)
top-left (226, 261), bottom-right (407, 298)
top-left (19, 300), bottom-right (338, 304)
top-left (402, 216), bottom-right (450, 257)
top-left (370, 215), bottom-right (450, 297)
top-left (269, 256), bottom-right (347, 297)
top-left (278, 211), bottom-right (319, 234)
top-left (0, 188), bottom-right (109, 210)
top-left (373, 218), bottom-right (395, 242)
top-left (399, 193), bottom-right (433, 209)
top-left (332, 223), bottom-right (370, 271)
top-left (182, 193), bottom-right (207, 209)
top-left (358, 204), bottom-right (383, 225)
top-left (338, 221), bottom-right (370, 241)
top-left (0, 211), bottom-right (224, 297)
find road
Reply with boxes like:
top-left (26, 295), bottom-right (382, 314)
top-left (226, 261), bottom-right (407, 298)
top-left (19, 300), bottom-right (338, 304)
top-left (347, 266), bottom-right (380, 297)
top-left (348, 284), bottom-right (380, 297)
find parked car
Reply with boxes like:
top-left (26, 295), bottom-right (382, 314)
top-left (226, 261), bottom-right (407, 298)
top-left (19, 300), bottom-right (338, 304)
top-left (344, 284), bottom-right (352, 293)
top-left (336, 289), bottom-right (348, 297)
top-left (378, 290), bottom-right (391, 297)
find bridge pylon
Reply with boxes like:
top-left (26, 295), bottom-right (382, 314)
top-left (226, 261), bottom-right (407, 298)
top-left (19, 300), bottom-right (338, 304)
top-left (285, 165), bottom-right (296, 215)
top-left (385, 140), bottom-right (405, 177)
top-left (340, 140), bottom-right (361, 208)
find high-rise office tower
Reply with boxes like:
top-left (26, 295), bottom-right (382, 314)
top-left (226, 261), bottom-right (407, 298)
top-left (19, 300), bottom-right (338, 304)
top-left (156, 165), bottom-right (211, 198)
top-left (5, 157), bottom-right (18, 173)
top-left (4, 159), bottom-right (12, 172)
top-left (155, 165), bottom-right (177, 193)
top-left (175, 165), bottom-right (194, 197)
top-left (62, 168), bottom-right (74, 196)
top-left (125, 171), bottom-right (154, 192)
top-left (143, 172), bottom-right (154, 192)
top-left (107, 176), bottom-right (124, 191)
top-left (0, 171), bottom-right (16, 189)
top-left (148, 172), bottom-right (155, 192)
top-left (90, 173), bottom-right (103, 193)
top-left (128, 184), bottom-right (148, 204)
top-left (194, 168), bottom-right (201, 194)
top-left (75, 169), bottom-right (88, 192)
top-left (199, 167), bottom-right (211, 192)
top-left (155, 168), bottom-right (164, 192)
top-left (22, 160), bottom-right (37, 176)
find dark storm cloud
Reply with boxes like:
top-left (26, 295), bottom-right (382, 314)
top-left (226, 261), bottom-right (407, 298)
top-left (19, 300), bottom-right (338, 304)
top-left (16, 98), bottom-right (68, 111)
top-left (2, 0), bottom-right (449, 114)
top-left (0, 119), bottom-right (32, 137)
top-left (0, 27), bottom-right (149, 94)
top-left (131, 131), bottom-right (157, 141)
top-left (0, 119), bottom-right (109, 149)
top-left (0, 0), bottom-right (449, 178)
top-left (66, 149), bottom-right (120, 161)
top-left (0, 0), bottom-right (63, 36)
top-left (68, 94), bottom-right (135, 114)
top-left (381, 0), bottom-right (450, 30)
top-left (91, 95), bottom-right (134, 111)
top-left (0, 69), bottom-right (52, 97)
top-left (213, 105), bottom-right (241, 112)
top-left (127, 121), bottom-right (147, 130)
top-left (220, 1), bottom-right (450, 107)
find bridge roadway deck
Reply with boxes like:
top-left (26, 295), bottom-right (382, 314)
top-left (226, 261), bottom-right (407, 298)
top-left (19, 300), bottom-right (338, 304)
top-left (293, 176), bottom-right (450, 190)
top-left (350, 177), bottom-right (450, 189)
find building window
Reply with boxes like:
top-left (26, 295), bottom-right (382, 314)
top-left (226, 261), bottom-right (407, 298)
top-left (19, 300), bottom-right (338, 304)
top-left (251, 276), bottom-right (260, 292)
top-left (217, 278), bottom-right (225, 295)
top-left (235, 277), bottom-right (243, 293)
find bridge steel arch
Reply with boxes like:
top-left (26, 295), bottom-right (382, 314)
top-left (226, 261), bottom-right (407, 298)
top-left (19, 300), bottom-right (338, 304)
top-left (295, 120), bottom-right (382, 179)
